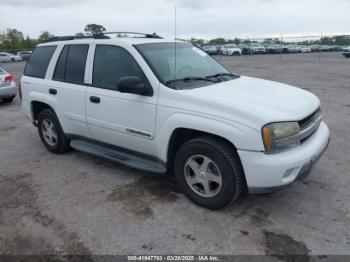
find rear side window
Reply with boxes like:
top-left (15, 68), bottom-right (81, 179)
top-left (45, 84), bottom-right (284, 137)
top-left (24, 46), bottom-right (56, 78)
top-left (53, 44), bottom-right (89, 84)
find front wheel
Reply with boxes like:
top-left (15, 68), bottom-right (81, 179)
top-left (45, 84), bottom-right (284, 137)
top-left (174, 136), bottom-right (244, 210)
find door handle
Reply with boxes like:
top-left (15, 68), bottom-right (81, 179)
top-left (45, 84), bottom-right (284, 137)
top-left (49, 88), bottom-right (57, 95)
top-left (90, 96), bottom-right (100, 104)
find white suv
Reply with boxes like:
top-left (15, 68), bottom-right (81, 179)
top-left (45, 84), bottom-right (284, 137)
top-left (20, 33), bottom-right (330, 209)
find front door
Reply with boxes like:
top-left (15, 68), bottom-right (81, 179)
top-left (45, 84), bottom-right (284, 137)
top-left (86, 44), bottom-right (158, 155)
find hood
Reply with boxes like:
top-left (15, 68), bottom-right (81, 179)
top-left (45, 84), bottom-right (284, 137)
top-left (181, 76), bottom-right (320, 129)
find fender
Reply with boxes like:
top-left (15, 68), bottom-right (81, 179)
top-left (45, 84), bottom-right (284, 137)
top-left (42, 93), bottom-right (69, 132)
top-left (155, 112), bottom-right (264, 162)
top-left (28, 92), bottom-right (67, 133)
top-left (21, 91), bottom-right (45, 121)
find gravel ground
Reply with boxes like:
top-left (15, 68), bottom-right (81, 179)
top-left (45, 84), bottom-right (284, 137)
top-left (0, 52), bottom-right (349, 258)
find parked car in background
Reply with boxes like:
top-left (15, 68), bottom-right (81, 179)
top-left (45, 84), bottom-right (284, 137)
top-left (238, 44), bottom-right (251, 55)
top-left (320, 45), bottom-right (332, 52)
top-left (221, 44), bottom-right (242, 56)
top-left (329, 46), bottom-right (342, 52)
top-left (300, 46), bottom-right (311, 53)
top-left (0, 52), bottom-right (23, 62)
top-left (202, 45), bottom-right (219, 55)
top-left (266, 44), bottom-right (283, 54)
top-left (0, 67), bottom-right (16, 103)
top-left (17, 50), bottom-right (32, 60)
top-left (310, 45), bottom-right (321, 52)
top-left (341, 46), bottom-right (350, 51)
top-left (283, 45), bottom-right (300, 53)
top-left (343, 47), bottom-right (350, 58)
top-left (250, 43), bottom-right (266, 54)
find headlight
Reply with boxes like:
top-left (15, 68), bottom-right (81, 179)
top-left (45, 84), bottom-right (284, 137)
top-left (262, 122), bottom-right (300, 153)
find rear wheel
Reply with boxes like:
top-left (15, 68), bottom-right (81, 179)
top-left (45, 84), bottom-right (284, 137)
top-left (174, 136), bottom-right (244, 210)
top-left (38, 109), bottom-right (71, 154)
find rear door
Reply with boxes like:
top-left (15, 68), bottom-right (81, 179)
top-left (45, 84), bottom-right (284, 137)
top-left (45, 44), bottom-right (91, 138)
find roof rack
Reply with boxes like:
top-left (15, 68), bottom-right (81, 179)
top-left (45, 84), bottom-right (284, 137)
top-left (94, 32), bottom-right (163, 39)
top-left (44, 32), bottom-right (162, 43)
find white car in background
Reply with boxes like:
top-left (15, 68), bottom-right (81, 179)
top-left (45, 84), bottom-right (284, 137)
top-left (300, 46), bottom-right (311, 53)
top-left (221, 44), bottom-right (242, 56)
top-left (0, 52), bottom-right (23, 62)
top-left (0, 67), bottom-right (16, 103)
top-left (250, 43), bottom-right (266, 54)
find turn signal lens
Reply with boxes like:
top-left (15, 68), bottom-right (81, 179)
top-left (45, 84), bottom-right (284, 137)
top-left (262, 127), bottom-right (273, 152)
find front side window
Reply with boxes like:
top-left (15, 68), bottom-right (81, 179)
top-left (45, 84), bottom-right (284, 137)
top-left (24, 46), bottom-right (56, 78)
top-left (53, 44), bottom-right (89, 84)
top-left (135, 42), bottom-right (238, 89)
top-left (93, 45), bottom-right (149, 91)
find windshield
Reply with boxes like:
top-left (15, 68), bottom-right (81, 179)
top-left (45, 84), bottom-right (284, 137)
top-left (135, 42), bottom-right (237, 89)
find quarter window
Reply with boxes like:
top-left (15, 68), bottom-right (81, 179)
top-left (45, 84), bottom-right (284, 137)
top-left (53, 44), bottom-right (89, 84)
top-left (24, 46), bottom-right (57, 78)
top-left (93, 45), bottom-right (150, 92)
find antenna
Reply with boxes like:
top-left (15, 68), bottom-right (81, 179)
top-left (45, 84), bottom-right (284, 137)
top-left (174, 5), bottom-right (177, 89)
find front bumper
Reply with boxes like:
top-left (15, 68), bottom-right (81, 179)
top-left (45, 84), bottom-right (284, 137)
top-left (0, 82), bottom-right (17, 99)
top-left (238, 122), bottom-right (330, 194)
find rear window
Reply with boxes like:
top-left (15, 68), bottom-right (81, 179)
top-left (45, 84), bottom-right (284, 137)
top-left (53, 44), bottom-right (89, 84)
top-left (24, 46), bottom-right (56, 78)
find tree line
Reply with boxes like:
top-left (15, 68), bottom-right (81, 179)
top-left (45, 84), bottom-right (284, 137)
top-left (0, 24), bottom-right (107, 51)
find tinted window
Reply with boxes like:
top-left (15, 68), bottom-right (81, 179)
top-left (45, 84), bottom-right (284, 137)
top-left (53, 46), bottom-right (68, 81)
top-left (93, 45), bottom-right (149, 91)
top-left (24, 46), bottom-right (56, 78)
top-left (53, 44), bottom-right (88, 84)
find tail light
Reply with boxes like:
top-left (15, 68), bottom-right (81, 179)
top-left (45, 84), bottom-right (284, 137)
top-left (5, 74), bottom-right (14, 83)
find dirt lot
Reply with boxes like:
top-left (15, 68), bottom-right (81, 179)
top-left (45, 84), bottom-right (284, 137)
top-left (0, 53), bottom-right (349, 258)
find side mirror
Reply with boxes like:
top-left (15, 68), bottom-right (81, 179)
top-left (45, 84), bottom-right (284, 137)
top-left (117, 76), bottom-right (149, 95)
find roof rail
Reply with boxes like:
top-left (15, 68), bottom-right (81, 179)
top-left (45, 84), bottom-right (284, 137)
top-left (43, 32), bottom-right (162, 43)
top-left (94, 32), bottom-right (163, 39)
top-left (44, 34), bottom-right (109, 43)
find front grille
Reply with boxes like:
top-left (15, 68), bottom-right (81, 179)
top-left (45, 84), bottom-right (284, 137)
top-left (298, 108), bottom-right (322, 143)
top-left (299, 109), bottom-right (321, 130)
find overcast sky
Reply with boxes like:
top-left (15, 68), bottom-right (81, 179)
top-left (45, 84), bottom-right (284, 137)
top-left (1, 0), bottom-right (349, 39)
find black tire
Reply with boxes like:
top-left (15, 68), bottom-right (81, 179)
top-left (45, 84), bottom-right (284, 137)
top-left (37, 109), bottom-right (70, 154)
top-left (11, 58), bottom-right (15, 62)
top-left (174, 136), bottom-right (244, 210)
top-left (2, 96), bottom-right (15, 103)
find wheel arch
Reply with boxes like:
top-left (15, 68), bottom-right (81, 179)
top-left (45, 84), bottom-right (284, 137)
top-left (165, 127), bottom-right (249, 193)
top-left (31, 101), bottom-right (55, 120)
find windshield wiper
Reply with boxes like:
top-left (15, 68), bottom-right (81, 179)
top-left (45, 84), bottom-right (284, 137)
top-left (166, 76), bottom-right (218, 85)
top-left (205, 72), bottom-right (235, 79)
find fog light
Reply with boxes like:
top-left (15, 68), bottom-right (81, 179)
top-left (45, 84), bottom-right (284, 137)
top-left (283, 168), bottom-right (294, 178)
